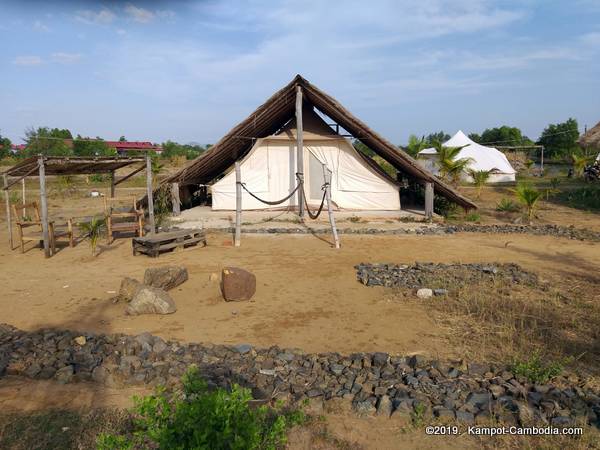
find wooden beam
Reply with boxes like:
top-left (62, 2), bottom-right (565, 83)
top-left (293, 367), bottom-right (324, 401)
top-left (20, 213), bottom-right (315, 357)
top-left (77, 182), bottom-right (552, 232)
top-left (295, 85), bottom-right (304, 218)
top-left (234, 162), bottom-right (241, 247)
top-left (21, 178), bottom-right (26, 217)
top-left (424, 182), bottom-right (434, 221)
top-left (3, 174), bottom-right (13, 249)
top-left (38, 156), bottom-right (51, 258)
top-left (110, 170), bottom-right (116, 198)
top-left (1, 165), bottom-right (39, 191)
top-left (113, 164), bottom-right (145, 186)
top-left (145, 153), bottom-right (155, 235)
top-left (171, 182), bottom-right (181, 216)
top-left (322, 164), bottom-right (340, 249)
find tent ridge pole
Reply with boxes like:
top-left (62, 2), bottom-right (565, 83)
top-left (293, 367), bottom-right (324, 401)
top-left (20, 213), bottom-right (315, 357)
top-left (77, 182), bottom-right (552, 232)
top-left (296, 85), bottom-right (304, 218)
top-left (322, 164), bottom-right (340, 249)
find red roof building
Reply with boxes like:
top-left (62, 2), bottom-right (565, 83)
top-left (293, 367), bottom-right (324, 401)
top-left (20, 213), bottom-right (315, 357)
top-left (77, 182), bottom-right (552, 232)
top-left (105, 141), bottom-right (162, 154)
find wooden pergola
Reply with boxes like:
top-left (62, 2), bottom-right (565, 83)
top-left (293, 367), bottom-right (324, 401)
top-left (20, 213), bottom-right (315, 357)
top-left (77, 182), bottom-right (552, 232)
top-left (2, 154), bottom-right (155, 257)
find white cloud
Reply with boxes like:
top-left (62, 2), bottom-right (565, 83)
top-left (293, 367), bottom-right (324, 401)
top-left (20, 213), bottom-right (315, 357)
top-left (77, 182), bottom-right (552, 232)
top-left (116, 29), bottom-right (127, 36)
top-left (13, 56), bottom-right (43, 66)
top-left (33, 20), bottom-right (50, 32)
top-left (75, 9), bottom-right (115, 25)
top-left (125, 4), bottom-right (155, 23)
top-left (51, 52), bottom-right (82, 64)
top-left (580, 31), bottom-right (600, 47)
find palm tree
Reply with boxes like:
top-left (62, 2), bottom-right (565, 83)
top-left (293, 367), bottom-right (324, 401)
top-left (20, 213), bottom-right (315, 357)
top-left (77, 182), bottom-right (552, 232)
top-left (571, 153), bottom-right (594, 177)
top-left (79, 216), bottom-right (105, 256)
top-left (468, 170), bottom-right (491, 199)
top-left (403, 135), bottom-right (427, 158)
top-left (514, 182), bottom-right (542, 224)
top-left (433, 141), bottom-right (472, 184)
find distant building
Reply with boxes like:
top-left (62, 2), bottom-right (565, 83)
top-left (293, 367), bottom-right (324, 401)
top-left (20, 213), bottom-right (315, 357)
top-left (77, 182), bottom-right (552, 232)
top-left (105, 141), bottom-right (162, 155)
top-left (11, 144), bottom-right (27, 154)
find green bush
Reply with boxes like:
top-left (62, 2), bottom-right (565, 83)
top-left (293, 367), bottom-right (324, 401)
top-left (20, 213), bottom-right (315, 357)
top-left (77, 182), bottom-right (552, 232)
top-left (496, 198), bottom-right (521, 212)
top-left (555, 186), bottom-right (600, 211)
top-left (511, 352), bottom-right (567, 384)
top-left (97, 366), bottom-right (305, 450)
top-left (464, 212), bottom-right (481, 222)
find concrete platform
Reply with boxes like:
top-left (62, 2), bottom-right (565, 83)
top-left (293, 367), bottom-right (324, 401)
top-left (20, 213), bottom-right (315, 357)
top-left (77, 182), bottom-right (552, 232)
top-left (172, 206), bottom-right (431, 233)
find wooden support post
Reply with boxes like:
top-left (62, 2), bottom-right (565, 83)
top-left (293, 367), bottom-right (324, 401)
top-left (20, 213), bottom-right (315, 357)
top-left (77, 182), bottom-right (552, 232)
top-left (38, 156), bottom-right (51, 258)
top-left (295, 85), bottom-right (304, 218)
top-left (540, 145), bottom-right (544, 176)
top-left (322, 164), bottom-right (340, 249)
top-left (145, 152), bottom-right (155, 235)
top-left (235, 162), bottom-right (241, 247)
top-left (3, 174), bottom-right (12, 249)
top-left (22, 178), bottom-right (26, 217)
top-left (424, 182), bottom-right (434, 221)
top-left (171, 182), bottom-right (181, 216)
top-left (110, 170), bottom-right (116, 197)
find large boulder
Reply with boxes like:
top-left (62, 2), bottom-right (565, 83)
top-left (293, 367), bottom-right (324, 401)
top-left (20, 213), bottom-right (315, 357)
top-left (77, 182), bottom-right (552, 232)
top-left (221, 267), bottom-right (256, 301)
top-left (126, 286), bottom-right (177, 315)
top-left (144, 266), bottom-right (188, 291)
top-left (119, 277), bottom-right (142, 302)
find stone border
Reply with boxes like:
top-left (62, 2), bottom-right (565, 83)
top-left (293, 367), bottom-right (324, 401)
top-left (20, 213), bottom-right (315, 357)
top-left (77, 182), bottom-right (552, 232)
top-left (0, 324), bottom-right (598, 427)
top-left (203, 224), bottom-right (600, 242)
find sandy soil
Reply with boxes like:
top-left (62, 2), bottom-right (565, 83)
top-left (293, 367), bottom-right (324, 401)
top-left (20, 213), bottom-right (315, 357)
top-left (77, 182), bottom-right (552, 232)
top-left (1, 230), bottom-right (598, 358)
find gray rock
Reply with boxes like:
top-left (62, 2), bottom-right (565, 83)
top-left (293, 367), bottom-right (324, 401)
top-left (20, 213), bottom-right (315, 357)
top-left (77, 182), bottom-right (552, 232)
top-left (433, 407), bottom-right (455, 420)
top-left (433, 289), bottom-right (448, 296)
top-left (144, 266), bottom-right (188, 291)
top-left (456, 411), bottom-right (475, 423)
top-left (126, 286), bottom-right (177, 315)
top-left (234, 344), bottom-right (252, 354)
top-left (55, 365), bottom-right (74, 384)
top-left (119, 277), bottom-right (141, 302)
top-left (376, 395), bottom-right (393, 417)
top-left (354, 400), bottom-right (377, 416)
top-left (372, 352), bottom-right (389, 367)
top-left (466, 392), bottom-right (490, 408)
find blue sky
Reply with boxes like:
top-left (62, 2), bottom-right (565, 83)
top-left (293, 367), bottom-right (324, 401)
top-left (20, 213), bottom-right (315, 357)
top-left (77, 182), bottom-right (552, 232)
top-left (1, 0), bottom-right (599, 145)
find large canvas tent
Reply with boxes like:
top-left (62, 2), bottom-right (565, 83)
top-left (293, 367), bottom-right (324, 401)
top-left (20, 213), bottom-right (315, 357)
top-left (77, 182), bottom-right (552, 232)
top-left (165, 75), bottom-right (476, 211)
top-left (212, 106), bottom-right (400, 210)
top-left (418, 131), bottom-right (516, 183)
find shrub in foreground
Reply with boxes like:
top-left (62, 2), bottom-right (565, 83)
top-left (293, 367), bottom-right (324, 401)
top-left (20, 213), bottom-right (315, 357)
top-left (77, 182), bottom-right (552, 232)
top-left (97, 366), bottom-right (305, 450)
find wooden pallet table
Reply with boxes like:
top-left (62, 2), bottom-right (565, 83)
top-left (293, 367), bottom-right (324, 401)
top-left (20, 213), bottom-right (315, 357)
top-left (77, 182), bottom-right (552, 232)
top-left (132, 228), bottom-right (206, 257)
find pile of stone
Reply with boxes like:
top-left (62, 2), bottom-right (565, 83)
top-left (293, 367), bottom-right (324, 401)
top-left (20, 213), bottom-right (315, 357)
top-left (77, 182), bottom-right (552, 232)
top-left (355, 262), bottom-right (539, 289)
top-left (0, 324), bottom-right (598, 427)
top-left (118, 266), bottom-right (188, 315)
top-left (216, 224), bottom-right (600, 242)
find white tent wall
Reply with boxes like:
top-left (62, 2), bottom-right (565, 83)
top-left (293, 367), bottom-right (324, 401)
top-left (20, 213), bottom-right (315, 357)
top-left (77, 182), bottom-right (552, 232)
top-left (211, 137), bottom-right (400, 211)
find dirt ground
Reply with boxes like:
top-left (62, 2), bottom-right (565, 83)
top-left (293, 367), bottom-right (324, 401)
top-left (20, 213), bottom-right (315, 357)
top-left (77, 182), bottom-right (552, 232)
top-left (1, 230), bottom-right (598, 357)
top-left (0, 182), bottom-right (599, 449)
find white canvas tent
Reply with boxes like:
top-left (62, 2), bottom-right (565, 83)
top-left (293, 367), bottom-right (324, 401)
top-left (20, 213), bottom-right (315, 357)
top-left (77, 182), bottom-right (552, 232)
top-left (212, 107), bottom-right (401, 211)
top-left (418, 130), bottom-right (516, 183)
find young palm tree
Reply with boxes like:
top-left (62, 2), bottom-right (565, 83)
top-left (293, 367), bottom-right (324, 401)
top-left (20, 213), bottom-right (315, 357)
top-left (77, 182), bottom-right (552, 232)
top-left (79, 216), bottom-right (105, 256)
top-left (468, 169), bottom-right (491, 199)
top-left (514, 182), bottom-right (542, 224)
top-left (403, 135), bottom-right (427, 158)
top-left (433, 141), bottom-right (472, 184)
top-left (571, 153), bottom-right (594, 177)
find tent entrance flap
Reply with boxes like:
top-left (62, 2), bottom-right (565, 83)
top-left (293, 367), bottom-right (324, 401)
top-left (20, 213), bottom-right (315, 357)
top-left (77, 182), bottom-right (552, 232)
top-left (308, 151), bottom-right (324, 202)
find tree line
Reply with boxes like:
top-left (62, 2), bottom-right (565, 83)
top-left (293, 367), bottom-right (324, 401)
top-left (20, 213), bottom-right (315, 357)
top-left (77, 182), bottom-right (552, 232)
top-left (400, 118), bottom-right (583, 159)
top-left (0, 127), bottom-right (209, 160)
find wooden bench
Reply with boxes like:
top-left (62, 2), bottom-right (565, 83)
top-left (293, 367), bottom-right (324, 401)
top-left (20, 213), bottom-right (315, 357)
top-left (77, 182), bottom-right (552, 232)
top-left (132, 229), bottom-right (206, 257)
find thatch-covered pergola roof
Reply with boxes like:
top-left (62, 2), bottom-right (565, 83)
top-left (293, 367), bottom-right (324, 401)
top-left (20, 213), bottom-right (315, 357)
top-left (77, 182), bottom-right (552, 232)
top-left (578, 121), bottom-right (600, 150)
top-left (165, 75), bottom-right (476, 210)
top-left (3, 155), bottom-right (145, 177)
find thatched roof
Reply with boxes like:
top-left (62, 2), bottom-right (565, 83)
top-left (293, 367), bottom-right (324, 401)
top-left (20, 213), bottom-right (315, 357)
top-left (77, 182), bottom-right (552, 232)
top-left (166, 75), bottom-right (476, 209)
top-left (578, 121), bottom-right (600, 150)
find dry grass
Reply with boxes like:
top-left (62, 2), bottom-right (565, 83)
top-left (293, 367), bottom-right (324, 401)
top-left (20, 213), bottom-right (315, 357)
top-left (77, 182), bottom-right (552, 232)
top-left (397, 271), bottom-right (600, 377)
top-left (0, 408), bottom-right (131, 450)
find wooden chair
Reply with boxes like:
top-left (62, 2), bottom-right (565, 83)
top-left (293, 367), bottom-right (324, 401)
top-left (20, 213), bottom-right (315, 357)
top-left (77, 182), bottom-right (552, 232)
top-left (11, 201), bottom-right (73, 255)
top-left (104, 196), bottom-right (144, 243)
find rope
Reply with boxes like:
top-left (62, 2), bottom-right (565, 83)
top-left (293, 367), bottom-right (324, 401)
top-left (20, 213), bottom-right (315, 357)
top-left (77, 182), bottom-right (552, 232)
top-left (300, 182), bottom-right (328, 220)
top-left (239, 182), bottom-right (301, 206)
